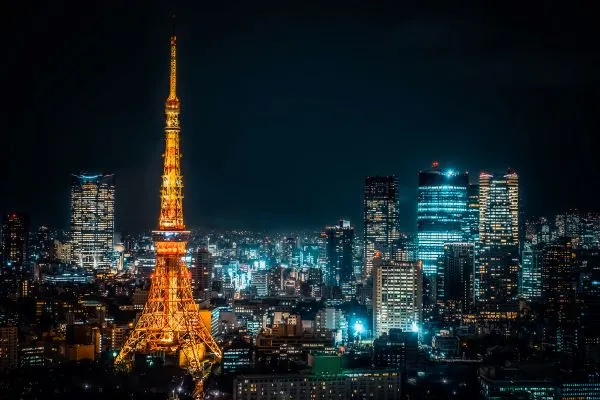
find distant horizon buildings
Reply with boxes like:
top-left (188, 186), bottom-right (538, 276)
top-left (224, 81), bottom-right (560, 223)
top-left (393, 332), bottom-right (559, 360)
top-left (363, 176), bottom-right (400, 278)
top-left (1, 212), bottom-right (29, 270)
top-left (324, 219), bottom-right (355, 287)
top-left (70, 173), bottom-right (115, 270)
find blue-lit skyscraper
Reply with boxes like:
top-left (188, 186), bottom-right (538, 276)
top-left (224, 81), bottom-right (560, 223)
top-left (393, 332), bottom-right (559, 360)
top-left (417, 162), bottom-right (469, 281)
top-left (519, 242), bottom-right (542, 301)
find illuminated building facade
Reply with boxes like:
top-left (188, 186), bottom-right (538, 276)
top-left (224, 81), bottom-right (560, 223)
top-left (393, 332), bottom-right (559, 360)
top-left (478, 170), bottom-right (519, 247)
top-left (541, 238), bottom-right (576, 309)
top-left (363, 176), bottom-right (400, 277)
top-left (417, 164), bottom-right (469, 278)
top-left (1, 212), bottom-right (29, 269)
top-left (234, 370), bottom-right (402, 400)
top-left (466, 184), bottom-right (480, 242)
top-left (0, 326), bottom-right (18, 370)
top-left (477, 170), bottom-right (520, 304)
top-left (325, 219), bottom-right (355, 286)
top-left (519, 243), bottom-right (542, 302)
top-left (373, 261), bottom-right (422, 338)
top-left (70, 173), bottom-right (115, 269)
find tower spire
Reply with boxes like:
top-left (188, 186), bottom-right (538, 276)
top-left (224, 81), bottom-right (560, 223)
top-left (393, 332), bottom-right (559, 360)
top-left (161, 27), bottom-right (183, 230)
top-left (115, 31), bottom-right (222, 398)
top-left (168, 14), bottom-right (178, 103)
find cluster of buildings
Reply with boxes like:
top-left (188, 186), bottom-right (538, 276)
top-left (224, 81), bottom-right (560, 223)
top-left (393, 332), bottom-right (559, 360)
top-left (1, 162), bottom-right (600, 399)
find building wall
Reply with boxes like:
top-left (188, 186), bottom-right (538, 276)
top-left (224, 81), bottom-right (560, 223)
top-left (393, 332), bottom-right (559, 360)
top-left (363, 176), bottom-right (400, 277)
top-left (0, 326), bottom-right (18, 370)
top-left (70, 173), bottom-right (115, 270)
top-left (325, 220), bottom-right (355, 286)
top-left (373, 261), bottom-right (422, 337)
top-left (234, 371), bottom-right (402, 400)
top-left (1, 213), bottom-right (29, 268)
top-left (417, 167), bottom-right (469, 278)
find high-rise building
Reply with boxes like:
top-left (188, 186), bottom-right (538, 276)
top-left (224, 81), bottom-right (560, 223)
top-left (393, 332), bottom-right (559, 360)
top-left (417, 163), bottom-right (469, 278)
top-left (478, 170), bottom-right (519, 247)
top-left (192, 247), bottom-right (213, 300)
top-left (363, 176), bottom-right (400, 277)
top-left (477, 170), bottom-right (520, 305)
top-left (373, 261), bottom-right (422, 337)
top-left (325, 219), bottom-right (355, 286)
top-left (0, 326), bottom-right (18, 370)
top-left (519, 243), bottom-right (542, 302)
top-left (440, 243), bottom-right (474, 311)
top-left (466, 184), bottom-right (480, 242)
top-left (34, 225), bottom-right (56, 262)
top-left (1, 212), bottom-right (29, 269)
top-left (70, 173), bottom-right (115, 269)
top-left (541, 238), bottom-right (576, 309)
top-left (581, 212), bottom-right (600, 249)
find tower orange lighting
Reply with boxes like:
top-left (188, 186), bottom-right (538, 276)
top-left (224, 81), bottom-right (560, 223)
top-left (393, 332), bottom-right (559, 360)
top-left (115, 33), bottom-right (221, 396)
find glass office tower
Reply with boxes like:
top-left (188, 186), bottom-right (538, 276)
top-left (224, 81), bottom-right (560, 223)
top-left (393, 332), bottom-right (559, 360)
top-left (70, 173), bottom-right (115, 270)
top-left (477, 170), bottom-right (520, 304)
top-left (363, 176), bottom-right (400, 277)
top-left (325, 220), bottom-right (355, 286)
top-left (417, 163), bottom-right (469, 278)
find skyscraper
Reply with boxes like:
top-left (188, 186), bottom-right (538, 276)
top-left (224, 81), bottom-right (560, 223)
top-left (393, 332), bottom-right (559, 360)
top-left (417, 163), bottom-right (469, 304)
top-left (363, 176), bottom-right (400, 277)
top-left (70, 173), bottom-right (115, 269)
top-left (466, 184), bottom-right (480, 242)
top-left (373, 261), bottom-right (422, 338)
top-left (0, 326), bottom-right (18, 370)
top-left (440, 243), bottom-right (474, 312)
top-left (519, 243), bottom-right (542, 302)
top-left (478, 170), bottom-right (519, 247)
top-left (417, 163), bottom-right (469, 276)
top-left (325, 219), bottom-right (355, 286)
top-left (192, 247), bottom-right (214, 300)
top-left (541, 238), bottom-right (576, 309)
top-left (477, 170), bottom-right (520, 305)
top-left (1, 213), bottom-right (29, 269)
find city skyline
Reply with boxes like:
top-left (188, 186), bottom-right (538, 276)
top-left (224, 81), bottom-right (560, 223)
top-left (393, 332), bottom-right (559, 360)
top-left (2, 4), bottom-right (600, 400)
top-left (2, 2), bottom-right (598, 232)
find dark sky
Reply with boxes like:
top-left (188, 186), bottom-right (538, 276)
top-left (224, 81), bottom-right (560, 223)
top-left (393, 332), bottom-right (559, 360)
top-left (1, 1), bottom-right (598, 233)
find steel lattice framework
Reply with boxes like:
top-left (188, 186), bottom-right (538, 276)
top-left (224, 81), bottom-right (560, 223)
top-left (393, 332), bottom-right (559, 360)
top-left (115, 34), bottom-right (222, 396)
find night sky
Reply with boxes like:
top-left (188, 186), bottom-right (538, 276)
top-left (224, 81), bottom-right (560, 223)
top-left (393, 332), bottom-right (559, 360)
top-left (1, 1), bottom-right (598, 233)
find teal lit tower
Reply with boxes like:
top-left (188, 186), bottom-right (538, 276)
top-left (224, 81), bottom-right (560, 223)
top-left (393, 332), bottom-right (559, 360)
top-left (417, 162), bottom-right (469, 303)
top-left (519, 243), bottom-right (542, 302)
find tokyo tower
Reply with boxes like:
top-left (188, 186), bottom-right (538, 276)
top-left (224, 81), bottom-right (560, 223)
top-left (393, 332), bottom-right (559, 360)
top-left (115, 31), bottom-right (222, 395)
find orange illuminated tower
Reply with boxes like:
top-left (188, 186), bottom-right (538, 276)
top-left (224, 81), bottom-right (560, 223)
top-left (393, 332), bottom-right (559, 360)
top-left (115, 32), bottom-right (221, 394)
